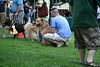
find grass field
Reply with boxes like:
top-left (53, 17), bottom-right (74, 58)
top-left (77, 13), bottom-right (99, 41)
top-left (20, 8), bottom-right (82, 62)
top-left (0, 28), bottom-right (100, 67)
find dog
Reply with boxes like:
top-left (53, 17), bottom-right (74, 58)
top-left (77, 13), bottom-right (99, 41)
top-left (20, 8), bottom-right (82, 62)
top-left (4, 19), bottom-right (25, 39)
top-left (24, 22), bottom-right (39, 41)
top-left (35, 18), bottom-right (56, 45)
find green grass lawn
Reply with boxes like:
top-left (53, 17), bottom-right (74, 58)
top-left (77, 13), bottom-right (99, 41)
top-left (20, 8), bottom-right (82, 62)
top-left (0, 28), bottom-right (100, 67)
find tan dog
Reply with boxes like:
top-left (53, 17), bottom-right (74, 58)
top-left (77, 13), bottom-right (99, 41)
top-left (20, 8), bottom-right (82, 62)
top-left (24, 22), bottom-right (39, 41)
top-left (35, 18), bottom-right (56, 45)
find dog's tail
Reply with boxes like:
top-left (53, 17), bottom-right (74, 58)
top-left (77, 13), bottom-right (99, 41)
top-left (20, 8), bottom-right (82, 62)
top-left (24, 22), bottom-right (32, 40)
top-left (24, 22), bottom-right (39, 40)
top-left (24, 22), bottom-right (32, 30)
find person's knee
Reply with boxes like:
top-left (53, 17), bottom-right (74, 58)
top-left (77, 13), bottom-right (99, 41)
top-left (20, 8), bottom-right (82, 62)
top-left (2, 25), bottom-right (6, 28)
top-left (44, 34), bottom-right (47, 39)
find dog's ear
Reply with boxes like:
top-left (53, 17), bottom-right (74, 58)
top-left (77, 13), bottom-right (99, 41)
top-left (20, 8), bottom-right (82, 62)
top-left (41, 18), bottom-right (44, 22)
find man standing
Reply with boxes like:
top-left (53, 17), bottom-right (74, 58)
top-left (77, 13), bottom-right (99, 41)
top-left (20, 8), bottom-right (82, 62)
top-left (11, 0), bottom-right (24, 24)
top-left (69, 0), bottom-right (100, 66)
top-left (11, 0), bottom-right (24, 38)
top-left (23, 0), bottom-right (32, 24)
top-left (0, 0), bottom-right (7, 38)
top-left (44, 8), bottom-right (72, 47)
top-left (36, 0), bottom-right (50, 42)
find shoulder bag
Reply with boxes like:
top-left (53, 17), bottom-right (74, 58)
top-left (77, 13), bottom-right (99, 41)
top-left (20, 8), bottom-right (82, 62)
top-left (38, 0), bottom-right (48, 17)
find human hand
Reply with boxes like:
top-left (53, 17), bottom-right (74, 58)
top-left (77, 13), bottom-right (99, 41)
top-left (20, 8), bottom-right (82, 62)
top-left (4, 12), bottom-right (6, 16)
top-left (14, 12), bottom-right (18, 16)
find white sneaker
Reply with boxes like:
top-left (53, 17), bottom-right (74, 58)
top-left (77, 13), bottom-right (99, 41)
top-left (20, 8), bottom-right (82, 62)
top-left (10, 31), bottom-right (13, 35)
top-left (3, 35), bottom-right (6, 38)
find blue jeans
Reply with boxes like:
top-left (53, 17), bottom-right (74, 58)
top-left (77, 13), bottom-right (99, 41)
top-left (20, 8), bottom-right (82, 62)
top-left (24, 13), bottom-right (29, 24)
top-left (39, 21), bottom-right (48, 42)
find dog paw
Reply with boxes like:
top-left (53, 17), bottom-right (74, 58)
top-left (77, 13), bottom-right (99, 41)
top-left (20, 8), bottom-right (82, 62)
top-left (41, 42), bottom-right (47, 46)
top-left (41, 42), bottom-right (44, 45)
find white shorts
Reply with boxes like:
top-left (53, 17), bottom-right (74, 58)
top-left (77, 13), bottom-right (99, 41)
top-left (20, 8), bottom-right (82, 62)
top-left (44, 33), bottom-right (71, 42)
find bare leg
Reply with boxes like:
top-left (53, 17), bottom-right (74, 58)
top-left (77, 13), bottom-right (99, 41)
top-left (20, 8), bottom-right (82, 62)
top-left (79, 49), bottom-right (86, 63)
top-left (87, 50), bottom-right (96, 62)
top-left (46, 38), bottom-right (62, 47)
top-left (2, 26), bottom-right (6, 38)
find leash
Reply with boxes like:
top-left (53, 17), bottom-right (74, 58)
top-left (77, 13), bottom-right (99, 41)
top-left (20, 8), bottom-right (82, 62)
top-left (8, 20), bottom-right (14, 34)
top-left (8, 20), bottom-right (18, 35)
top-left (9, 20), bottom-right (14, 27)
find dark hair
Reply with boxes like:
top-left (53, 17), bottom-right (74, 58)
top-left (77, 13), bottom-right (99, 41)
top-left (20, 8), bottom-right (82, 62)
top-left (51, 8), bottom-right (57, 11)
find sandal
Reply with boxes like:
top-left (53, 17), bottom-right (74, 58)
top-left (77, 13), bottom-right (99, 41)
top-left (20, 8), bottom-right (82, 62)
top-left (64, 43), bottom-right (69, 46)
top-left (85, 61), bottom-right (100, 67)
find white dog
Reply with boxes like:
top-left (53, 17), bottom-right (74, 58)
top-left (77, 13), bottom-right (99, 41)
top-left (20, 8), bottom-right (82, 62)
top-left (24, 22), bottom-right (39, 41)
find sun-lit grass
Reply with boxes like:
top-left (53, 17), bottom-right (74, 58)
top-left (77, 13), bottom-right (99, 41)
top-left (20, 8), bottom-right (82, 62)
top-left (0, 28), bottom-right (100, 67)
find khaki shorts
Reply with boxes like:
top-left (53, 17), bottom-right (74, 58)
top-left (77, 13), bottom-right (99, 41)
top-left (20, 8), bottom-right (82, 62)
top-left (74, 27), bottom-right (100, 50)
top-left (44, 33), bottom-right (71, 42)
top-left (0, 12), bottom-right (6, 27)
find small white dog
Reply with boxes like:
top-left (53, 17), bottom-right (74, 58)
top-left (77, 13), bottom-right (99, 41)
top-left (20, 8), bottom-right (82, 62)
top-left (24, 22), bottom-right (39, 41)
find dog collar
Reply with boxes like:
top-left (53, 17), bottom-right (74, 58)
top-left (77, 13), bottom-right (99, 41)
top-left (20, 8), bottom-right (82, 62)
top-left (41, 25), bottom-right (50, 30)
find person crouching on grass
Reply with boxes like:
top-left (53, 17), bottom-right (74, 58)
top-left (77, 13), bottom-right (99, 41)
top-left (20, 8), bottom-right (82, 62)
top-left (44, 8), bottom-right (72, 47)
